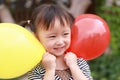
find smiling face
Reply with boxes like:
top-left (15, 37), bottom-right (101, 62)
top-left (36, 18), bottom-right (71, 57)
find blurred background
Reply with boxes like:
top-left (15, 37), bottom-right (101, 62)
top-left (0, 0), bottom-right (120, 80)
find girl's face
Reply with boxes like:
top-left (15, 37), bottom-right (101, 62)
top-left (36, 19), bottom-right (71, 57)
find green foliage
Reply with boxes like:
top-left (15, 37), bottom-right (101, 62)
top-left (90, 54), bottom-right (120, 80)
top-left (89, 0), bottom-right (120, 80)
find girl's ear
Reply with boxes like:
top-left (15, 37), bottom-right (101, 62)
top-left (33, 32), bottom-right (40, 40)
top-left (33, 32), bottom-right (37, 37)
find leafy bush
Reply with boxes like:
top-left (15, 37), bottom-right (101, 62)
top-left (90, 54), bottom-right (120, 80)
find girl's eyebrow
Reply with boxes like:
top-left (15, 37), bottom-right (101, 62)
top-left (45, 32), bottom-right (56, 35)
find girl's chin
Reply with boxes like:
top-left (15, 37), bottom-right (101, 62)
top-left (52, 52), bottom-right (64, 57)
top-left (50, 49), bottom-right (66, 56)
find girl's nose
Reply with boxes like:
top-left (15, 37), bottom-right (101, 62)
top-left (56, 37), bottom-right (64, 46)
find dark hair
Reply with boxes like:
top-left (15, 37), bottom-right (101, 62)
top-left (20, 4), bottom-right (74, 32)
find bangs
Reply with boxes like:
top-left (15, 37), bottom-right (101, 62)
top-left (48, 16), bottom-right (71, 30)
top-left (32, 4), bottom-right (74, 31)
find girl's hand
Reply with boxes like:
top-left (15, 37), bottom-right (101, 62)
top-left (64, 52), bottom-right (78, 68)
top-left (64, 52), bottom-right (89, 80)
top-left (42, 52), bottom-right (56, 70)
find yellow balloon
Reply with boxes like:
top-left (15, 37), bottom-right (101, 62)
top-left (0, 23), bottom-right (45, 79)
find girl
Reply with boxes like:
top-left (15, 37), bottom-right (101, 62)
top-left (21, 4), bottom-right (93, 80)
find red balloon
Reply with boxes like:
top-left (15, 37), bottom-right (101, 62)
top-left (67, 14), bottom-right (110, 60)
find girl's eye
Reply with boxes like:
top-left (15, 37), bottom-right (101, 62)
top-left (49, 35), bottom-right (56, 38)
top-left (64, 33), bottom-right (69, 36)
